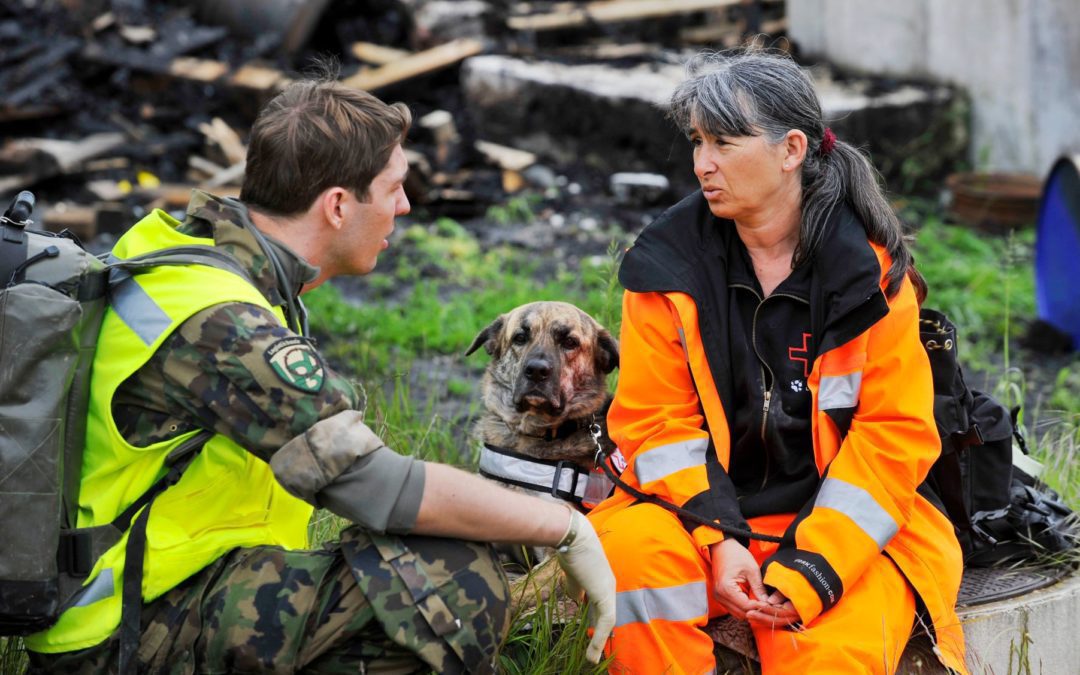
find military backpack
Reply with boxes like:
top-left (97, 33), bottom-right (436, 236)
top-left (0, 191), bottom-right (242, 636)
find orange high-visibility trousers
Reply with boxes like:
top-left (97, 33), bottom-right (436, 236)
top-left (593, 502), bottom-right (921, 675)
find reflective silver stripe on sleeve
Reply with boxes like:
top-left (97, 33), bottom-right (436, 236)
top-left (815, 477), bottom-right (899, 549)
top-left (615, 581), bottom-right (709, 627)
top-left (676, 327), bottom-right (690, 362)
top-left (634, 438), bottom-right (708, 485)
top-left (111, 274), bottom-right (172, 346)
top-left (818, 371), bottom-right (862, 410)
top-left (73, 568), bottom-right (115, 607)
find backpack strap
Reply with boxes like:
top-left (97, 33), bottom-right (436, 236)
top-left (105, 245), bottom-right (255, 286)
top-left (0, 212), bottom-right (29, 288)
top-left (116, 430), bottom-right (212, 675)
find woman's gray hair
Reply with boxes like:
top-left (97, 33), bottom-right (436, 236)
top-left (669, 49), bottom-right (914, 298)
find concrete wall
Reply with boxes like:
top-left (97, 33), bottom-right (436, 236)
top-left (788, 0), bottom-right (1080, 176)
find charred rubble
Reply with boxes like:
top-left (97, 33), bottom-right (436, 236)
top-left (0, 0), bottom-right (961, 248)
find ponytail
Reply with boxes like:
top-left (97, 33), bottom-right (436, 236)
top-left (799, 138), bottom-right (912, 298)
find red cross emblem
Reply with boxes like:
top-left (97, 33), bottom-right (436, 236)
top-left (788, 332), bottom-right (812, 378)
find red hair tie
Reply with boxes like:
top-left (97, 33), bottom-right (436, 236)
top-left (820, 127), bottom-right (837, 156)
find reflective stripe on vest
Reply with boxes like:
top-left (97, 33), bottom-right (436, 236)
top-left (615, 581), bottom-right (709, 627)
top-left (72, 569), bottom-right (114, 607)
top-left (110, 273), bottom-right (173, 346)
top-left (815, 477), bottom-right (898, 549)
top-left (634, 438), bottom-right (708, 485)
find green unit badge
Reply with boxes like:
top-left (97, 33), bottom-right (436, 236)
top-left (265, 337), bottom-right (325, 393)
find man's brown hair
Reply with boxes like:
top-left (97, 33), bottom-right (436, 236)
top-left (240, 76), bottom-right (411, 217)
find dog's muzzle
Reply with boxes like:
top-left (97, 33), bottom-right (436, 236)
top-left (513, 355), bottom-right (564, 413)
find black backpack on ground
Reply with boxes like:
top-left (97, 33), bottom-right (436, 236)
top-left (920, 308), bottom-right (1077, 567)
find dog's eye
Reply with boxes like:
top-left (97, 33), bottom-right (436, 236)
top-left (512, 331), bottom-right (528, 345)
top-left (561, 336), bottom-right (580, 350)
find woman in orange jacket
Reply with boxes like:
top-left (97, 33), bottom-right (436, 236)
top-left (589, 49), bottom-right (967, 674)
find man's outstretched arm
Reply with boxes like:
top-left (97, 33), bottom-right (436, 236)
top-left (414, 463), bottom-right (615, 663)
top-left (414, 462), bottom-right (572, 543)
top-left (270, 413), bottom-right (616, 664)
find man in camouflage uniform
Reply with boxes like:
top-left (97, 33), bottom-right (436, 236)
top-left (27, 76), bottom-right (614, 674)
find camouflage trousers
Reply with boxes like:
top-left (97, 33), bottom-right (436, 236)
top-left (27, 527), bottom-right (511, 675)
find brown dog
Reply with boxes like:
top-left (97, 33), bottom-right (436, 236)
top-left (466, 300), bottom-right (619, 581)
top-left (466, 300), bottom-right (619, 476)
top-left (467, 301), bottom-right (621, 602)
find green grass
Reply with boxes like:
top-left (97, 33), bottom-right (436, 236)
top-left (1030, 411), bottom-right (1080, 509)
top-left (305, 218), bottom-right (624, 379)
top-left (499, 562), bottom-right (610, 675)
top-left (907, 208), bottom-right (1037, 371)
top-left (0, 638), bottom-right (25, 674)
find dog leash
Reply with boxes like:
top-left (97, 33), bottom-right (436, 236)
top-left (588, 424), bottom-right (784, 544)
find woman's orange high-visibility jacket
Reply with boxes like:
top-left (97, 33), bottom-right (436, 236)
top-left (590, 192), bottom-right (966, 671)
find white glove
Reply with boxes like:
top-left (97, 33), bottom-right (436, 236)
top-left (555, 508), bottom-right (617, 664)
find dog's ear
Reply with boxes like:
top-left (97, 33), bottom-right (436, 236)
top-left (595, 329), bottom-right (620, 374)
top-left (466, 316), bottom-right (505, 358)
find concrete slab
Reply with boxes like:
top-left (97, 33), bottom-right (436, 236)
top-left (954, 570), bottom-right (1080, 674)
top-left (460, 54), bottom-right (965, 193)
top-left (461, 55), bottom-right (690, 186)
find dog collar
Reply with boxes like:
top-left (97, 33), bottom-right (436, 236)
top-left (479, 443), bottom-right (612, 508)
top-left (512, 416), bottom-right (594, 442)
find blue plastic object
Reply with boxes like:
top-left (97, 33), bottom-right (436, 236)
top-left (1035, 155), bottom-right (1080, 350)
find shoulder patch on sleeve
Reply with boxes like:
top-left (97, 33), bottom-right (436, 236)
top-left (264, 337), bottom-right (326, 393)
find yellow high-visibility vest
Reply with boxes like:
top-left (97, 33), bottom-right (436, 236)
top-left (27, 208), bottom-right (312, 653)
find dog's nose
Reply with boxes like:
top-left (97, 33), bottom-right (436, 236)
top-left (524, 358), bottom-right (552, 382)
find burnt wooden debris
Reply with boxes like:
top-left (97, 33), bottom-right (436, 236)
top-left (0, 0), bottom-right (788, 237)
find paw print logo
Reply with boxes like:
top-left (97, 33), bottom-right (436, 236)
top-left (790, 379), bottom-right (806, 393)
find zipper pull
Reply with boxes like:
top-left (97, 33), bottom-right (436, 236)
top-left (762, 390), bottom-right (772, 415)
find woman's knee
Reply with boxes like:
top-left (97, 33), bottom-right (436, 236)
top-left (595, 503), bottom-right (709, 587)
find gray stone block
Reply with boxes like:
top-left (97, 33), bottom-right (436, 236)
top-left (461, 54), bottom-right (967, 193)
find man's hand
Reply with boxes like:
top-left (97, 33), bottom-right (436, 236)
top-left (555, 509), bottom-right (616, 663)
top-left (708, 539), bottom-right (769, 619)
top-left (746, 590), bottom-right (800, 628)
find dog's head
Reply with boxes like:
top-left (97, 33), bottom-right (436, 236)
top-left (466, 301), bottom-right (619, 430)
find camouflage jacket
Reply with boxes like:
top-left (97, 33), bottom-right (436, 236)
top-left (112, 190), bottom-right (425, 533)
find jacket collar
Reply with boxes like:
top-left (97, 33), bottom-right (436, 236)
top-left (181, 190), bottom-right (319, 307)
top-left (620, 191), bottom-right (888, 356)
